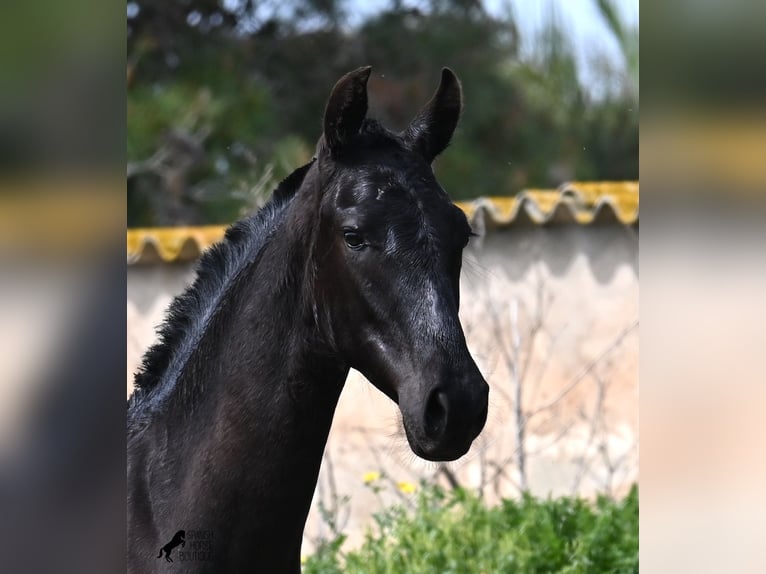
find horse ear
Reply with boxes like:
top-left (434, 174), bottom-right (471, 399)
top-left (323, 66), bottom-right (372, 155)
top-left (404, 68), bottom-right (463, 163)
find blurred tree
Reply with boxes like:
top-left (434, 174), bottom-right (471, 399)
top-left (595, 0), bottom-right (639, 97)
top-left (127, 0), bottom-right (638, 226)
top-left (583, 0), bottom-right (639, 181)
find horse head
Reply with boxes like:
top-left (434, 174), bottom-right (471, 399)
top-left (296, 66), bottom-right (488, 461)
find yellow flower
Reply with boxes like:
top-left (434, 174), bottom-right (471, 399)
top-left (397, 481), bottom-right (417, 494)
top-left (363, 471), bottom-right (381, 484)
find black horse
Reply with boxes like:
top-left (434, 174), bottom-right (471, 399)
top-left (127, 66), bottom-right (489, 573)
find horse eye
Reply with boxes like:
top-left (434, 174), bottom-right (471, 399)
top-left (343, 230), bottom-right (365, 249)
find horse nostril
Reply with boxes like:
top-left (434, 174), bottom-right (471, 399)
top-left (424, 389), bottom-right (449, 439)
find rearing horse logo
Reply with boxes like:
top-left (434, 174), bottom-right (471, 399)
top-left (157, 530), bottom-right (185, 562)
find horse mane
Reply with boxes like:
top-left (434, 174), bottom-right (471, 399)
top-left (130, 159), bottom-right (315, 401)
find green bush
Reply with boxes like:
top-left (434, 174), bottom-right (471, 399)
top-left (304, 484), bottom-right (638, 574)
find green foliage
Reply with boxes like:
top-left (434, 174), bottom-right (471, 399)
top-left (303, 484), bottom-right (638, 574)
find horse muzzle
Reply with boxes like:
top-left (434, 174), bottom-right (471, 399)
top-left (401, 374), bottom-right (489, 462)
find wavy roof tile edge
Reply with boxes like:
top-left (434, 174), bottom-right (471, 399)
top-left (127, 181), bottom-right (638, 265)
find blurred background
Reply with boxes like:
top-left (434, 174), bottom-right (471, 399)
top-left (126, 0), bottom-right (640, 568)
top-left (3, 0), bottom-right (766, 571)
top-left (127, 0), bottom-right (638, 226)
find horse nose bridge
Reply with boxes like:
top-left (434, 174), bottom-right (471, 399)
top-left (413, 276), bottom-right (463, 339)
top-left (421, 338), bottom-right (483, 388)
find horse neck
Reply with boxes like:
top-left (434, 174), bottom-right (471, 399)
top-left (165, 221), bottom-right (348, 550)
